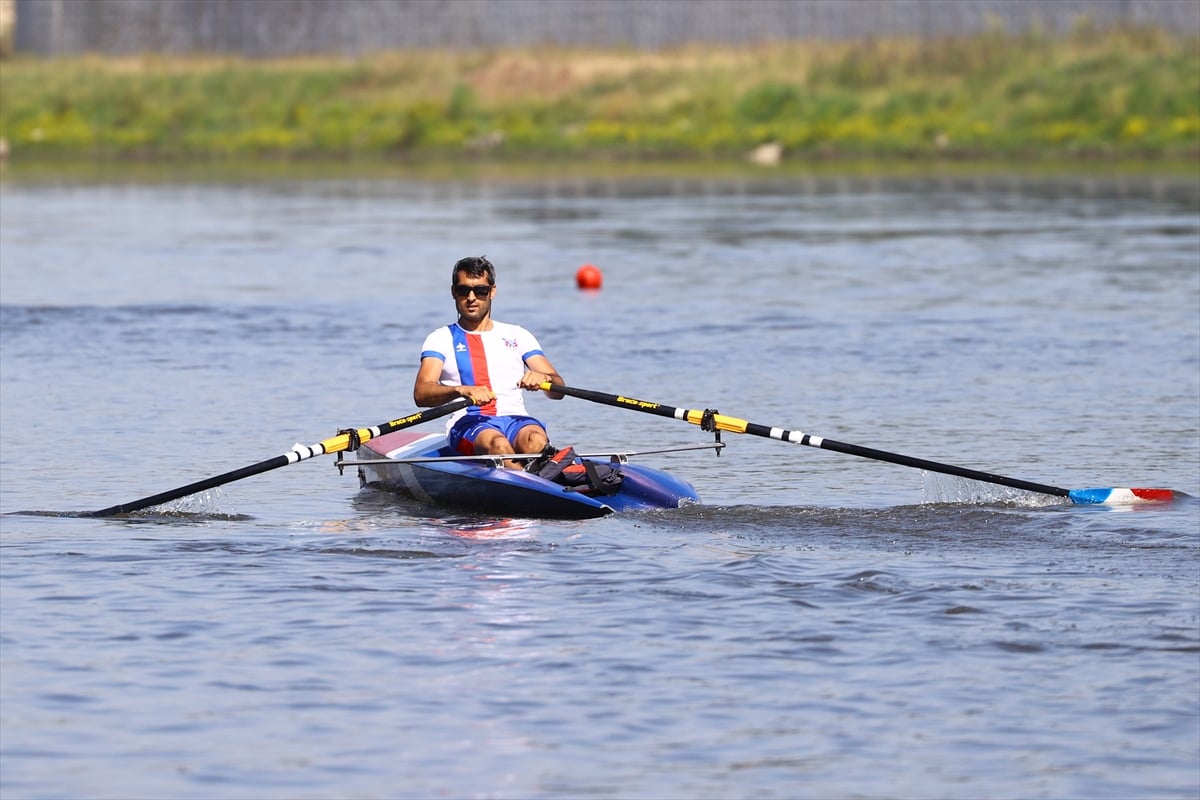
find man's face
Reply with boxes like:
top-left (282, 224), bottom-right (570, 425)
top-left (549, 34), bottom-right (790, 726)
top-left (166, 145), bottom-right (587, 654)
top-left (452, 271), bottom-right (494, 324)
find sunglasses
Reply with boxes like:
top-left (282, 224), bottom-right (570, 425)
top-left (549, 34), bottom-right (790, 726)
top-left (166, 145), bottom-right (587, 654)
top-left (453, 283), bottom-right (493, 299)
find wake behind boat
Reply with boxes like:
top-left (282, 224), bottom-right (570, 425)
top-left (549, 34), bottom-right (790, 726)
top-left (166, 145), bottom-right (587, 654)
top-left (348, 430), bottom-right (707, 519)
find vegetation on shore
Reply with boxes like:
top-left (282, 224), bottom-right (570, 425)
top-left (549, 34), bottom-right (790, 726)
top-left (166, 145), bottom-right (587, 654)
top-left (1, 24), bottom-right (1197, 164)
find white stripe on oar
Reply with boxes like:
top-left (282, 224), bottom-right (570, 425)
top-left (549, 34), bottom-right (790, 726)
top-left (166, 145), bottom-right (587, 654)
top-left (775, 428), bottom-right (823, 446)
top-left (541, 383), bottom-right (1180, 506)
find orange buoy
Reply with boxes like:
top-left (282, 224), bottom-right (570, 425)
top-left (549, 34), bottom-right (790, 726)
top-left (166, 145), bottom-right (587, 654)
top-left (576, 263), bottom-right (603, 290)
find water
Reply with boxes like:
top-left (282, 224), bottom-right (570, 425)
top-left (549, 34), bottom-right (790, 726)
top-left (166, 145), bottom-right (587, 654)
top-left (2, 166), bottom-right (1198, 799)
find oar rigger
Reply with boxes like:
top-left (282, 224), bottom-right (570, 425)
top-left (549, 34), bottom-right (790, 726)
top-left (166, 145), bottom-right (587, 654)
top-left (334, 427), bottom-right (362, 475)
top-left (699, 407), bottom-right (723, 455)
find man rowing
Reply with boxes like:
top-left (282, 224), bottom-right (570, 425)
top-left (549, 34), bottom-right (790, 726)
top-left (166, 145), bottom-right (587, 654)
top-left (413, 255), bottom-right (564, 469)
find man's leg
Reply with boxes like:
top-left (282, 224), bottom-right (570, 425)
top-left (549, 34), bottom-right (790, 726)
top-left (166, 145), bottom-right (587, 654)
top-left (473, 427), bottom-right (517, 468)
top-left (512, 424), bottom-right (549, 457)
top-left (471, 419), bottom-right (550, 470)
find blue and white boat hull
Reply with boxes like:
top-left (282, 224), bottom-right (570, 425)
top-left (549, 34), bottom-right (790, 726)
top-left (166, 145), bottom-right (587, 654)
top-left (355, 430), bottom-right (700, 519)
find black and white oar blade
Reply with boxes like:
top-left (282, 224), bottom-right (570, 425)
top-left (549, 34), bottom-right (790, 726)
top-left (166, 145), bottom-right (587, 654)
top-left (541, 383), bottom-right (1181, 506)
top-left (88, 399), bottom-right (467, 517)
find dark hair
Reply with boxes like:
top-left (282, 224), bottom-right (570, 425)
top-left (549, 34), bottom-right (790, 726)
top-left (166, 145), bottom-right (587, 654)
top-left (452, 256), bottom-right (495, 285)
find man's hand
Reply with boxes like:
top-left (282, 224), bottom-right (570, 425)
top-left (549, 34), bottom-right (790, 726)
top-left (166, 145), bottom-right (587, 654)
top-left (518, 370), bottom-right (553, 391)
top-left (459, 385), bottom-right (496, 405)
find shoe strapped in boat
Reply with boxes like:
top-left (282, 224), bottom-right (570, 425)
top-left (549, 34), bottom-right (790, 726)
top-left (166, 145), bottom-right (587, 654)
top-left (528, 446), bottom-right (625, 495)
top-left (524, 443), bottom-right (559, 473)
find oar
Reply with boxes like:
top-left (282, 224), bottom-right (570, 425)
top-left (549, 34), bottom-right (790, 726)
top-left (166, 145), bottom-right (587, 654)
top-left (89, 399), bottom-right (468, 517)
top-left (540, 383), bottom-right (1179, 505)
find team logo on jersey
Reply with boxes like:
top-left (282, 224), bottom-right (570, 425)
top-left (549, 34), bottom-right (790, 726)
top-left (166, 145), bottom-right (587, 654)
top-left (503, 337), bottom-right (518, 349)
top-left (455, 342), bottom-right (468, 352)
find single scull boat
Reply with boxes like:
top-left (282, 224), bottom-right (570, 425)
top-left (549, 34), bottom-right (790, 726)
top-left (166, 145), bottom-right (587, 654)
top-left (347, 429), bottom-right (712, 519)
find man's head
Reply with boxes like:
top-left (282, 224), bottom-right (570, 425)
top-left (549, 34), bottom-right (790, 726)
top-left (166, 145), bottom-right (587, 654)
top-left (452, 255), bottom-right (495, 287)
top-left (451, 256), bottom-right (496, 326)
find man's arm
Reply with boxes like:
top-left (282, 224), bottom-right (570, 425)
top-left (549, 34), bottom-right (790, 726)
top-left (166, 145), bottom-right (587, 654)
top-left (520, 354), bottom-right (564, 399)
top-left (414, 357), bottom-right (495, 407)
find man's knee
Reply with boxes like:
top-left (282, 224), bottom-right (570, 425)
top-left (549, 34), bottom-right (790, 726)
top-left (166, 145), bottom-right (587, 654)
top-left (475, 429), bottom-right (515, 455)
top-left (514, 426), bottom-right (548, 453)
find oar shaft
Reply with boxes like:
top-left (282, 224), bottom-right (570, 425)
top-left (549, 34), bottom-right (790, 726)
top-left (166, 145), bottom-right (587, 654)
top-left (88, 455), bottom-right (291, 517)
top-left (798, 436), bottom-right (1068, 497)
top-left (543, 383), bottom-right (1071, 499)
top-left (89, 399), bottom-right (467, 517)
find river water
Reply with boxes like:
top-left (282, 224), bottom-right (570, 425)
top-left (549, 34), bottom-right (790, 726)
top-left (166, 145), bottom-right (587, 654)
top-left (1, 164), bottom-right (1198, 799)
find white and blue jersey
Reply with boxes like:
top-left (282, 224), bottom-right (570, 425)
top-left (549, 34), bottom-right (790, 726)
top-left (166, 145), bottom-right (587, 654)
top-left (419, 321), bottom-right (546, 426)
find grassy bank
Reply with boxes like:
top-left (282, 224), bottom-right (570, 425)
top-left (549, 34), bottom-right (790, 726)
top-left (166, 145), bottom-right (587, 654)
top-left (1, 25), bottom-right (1197, 163)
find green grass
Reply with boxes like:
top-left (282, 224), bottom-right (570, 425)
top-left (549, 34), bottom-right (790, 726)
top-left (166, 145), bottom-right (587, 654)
top-left (1, 26), bottom-right (1197, 163)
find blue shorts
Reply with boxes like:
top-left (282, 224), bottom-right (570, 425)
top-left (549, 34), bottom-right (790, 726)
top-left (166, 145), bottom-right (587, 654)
top-left (449, 414), bottom-right (545, 455)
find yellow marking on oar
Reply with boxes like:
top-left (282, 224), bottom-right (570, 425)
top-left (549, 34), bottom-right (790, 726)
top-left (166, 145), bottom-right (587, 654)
top-left (681, 409), bottom-right (751, 434)
top-left (319, 433), bottom-right (356, 455)
top-left (537, 382), bottom-right (758, 436)
top-left (616, 395), bottom-right (665, 412)
top-left (388, 408), bottom-right (439, 428)
top-left (318, 410), bottom-right (433, 455)
top-left (714, 414), bottom-right (752, 434)
top-left (324, 403), bottom-right (461, 455)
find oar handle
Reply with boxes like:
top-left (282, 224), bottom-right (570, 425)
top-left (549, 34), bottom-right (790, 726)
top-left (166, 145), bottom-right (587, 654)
top-left (89, 398), bottom-right (468, 517)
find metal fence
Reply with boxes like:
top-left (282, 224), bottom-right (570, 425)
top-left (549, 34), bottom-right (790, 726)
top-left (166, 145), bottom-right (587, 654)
top-left (14, 0), bottom-right (1200, 56)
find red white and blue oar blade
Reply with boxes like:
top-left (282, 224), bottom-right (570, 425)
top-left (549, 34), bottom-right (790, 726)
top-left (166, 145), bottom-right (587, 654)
top-left (1067, 487), bottom-right (1182, 505)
